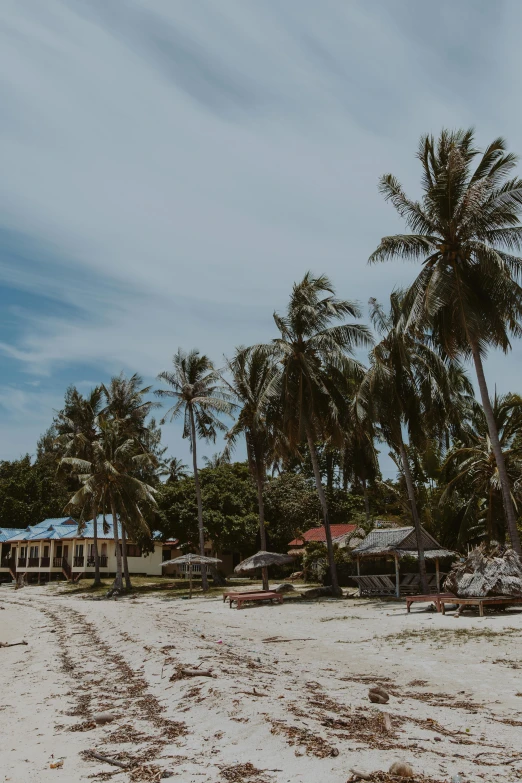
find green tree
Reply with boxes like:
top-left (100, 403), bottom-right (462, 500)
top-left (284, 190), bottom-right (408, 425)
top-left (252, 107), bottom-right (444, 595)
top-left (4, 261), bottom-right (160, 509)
top-left (63, 416), bottom-right (157, 591)
top-left (223, 348), bottom-right (280, 590)
top-left (370, 129), bottom-right (522, 554)
top-left (156, 349), bottom-right (233, 590)
top-left (101, 373), bottom-right (160, 588)
top-left (358, 293), bottom-right (463, 591)
top-left (55, 386), bottom-right (104, 584)
top-left (156, 462), bottom-right (259, 556)
top-left (261, 273), bottom-right (372, 595)
top-left (0, 456), bottom-right (70, 529)
top-left (442, 393), bottom-right (522, 545)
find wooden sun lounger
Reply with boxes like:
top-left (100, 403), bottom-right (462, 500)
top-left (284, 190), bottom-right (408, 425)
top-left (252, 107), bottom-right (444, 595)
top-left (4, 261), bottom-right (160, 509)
top-left (222, 590), bottom-right (265, 603)
top-left (406, 593), bottom-right (454, 613)
top-left (228, 591), bottom-right (284, 609)
top-left (440, 595), bottom-right (522, 617)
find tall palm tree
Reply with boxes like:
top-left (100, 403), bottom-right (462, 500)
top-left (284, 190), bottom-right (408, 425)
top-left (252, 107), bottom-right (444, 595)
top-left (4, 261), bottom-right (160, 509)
top-left (55, 386), bottom-right (103, 585)
top-left (156, 349), bottom-right (234, 591)
top-left (370, 129), bottom-right (522, 553)
top-left (442, 393), bottom-right (522, 545)
top-left (63, 416), bottom-right (157, 591)
top-left (102, 373), bottom-right (159, 588)
top-left (222, 347), bottom-right (281, 591)
top-left (357, 293), bottom-right (464, 592)
top-left (260, 273), bottom-right (373, 596)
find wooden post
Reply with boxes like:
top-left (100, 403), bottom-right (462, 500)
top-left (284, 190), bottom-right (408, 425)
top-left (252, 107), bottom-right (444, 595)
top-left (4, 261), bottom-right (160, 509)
top-left (189, 563), bottom-right (193, 599)
top-left (435, 558), bottom-right (440, 594)
top-left (356, 557), bottom-right (361, 576)
top-left (394, 554), bottom-right (400, 598)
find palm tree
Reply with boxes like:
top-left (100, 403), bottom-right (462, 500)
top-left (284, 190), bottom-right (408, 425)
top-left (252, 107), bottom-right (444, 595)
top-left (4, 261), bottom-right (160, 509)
top-left (55, 386), bottom-right (103, 585)
top-left (166, 457), bottom-right (189, 483)
top-left (63, 416), bottom-right (157, 591)
top-left (156, 349), bottom-right (234, 591)
top-left (222, 348), bottom-right (281, 591)
top-left (259, 273), bottom-right (373, 596)
top-left (342, 419), bottom-right (380, 523)
top-left (102, 373), bottom-right (159, 588)
top-left (357, 293), bottom-right (464, 592)
top-left (442, 393), bottom-right (522, 545)
top-left (370, 129), bottom-right (522, 554)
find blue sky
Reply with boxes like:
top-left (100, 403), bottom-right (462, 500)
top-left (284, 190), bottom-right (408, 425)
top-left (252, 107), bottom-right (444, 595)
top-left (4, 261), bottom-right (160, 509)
top-left (1, 0), bottom-right (522, 478)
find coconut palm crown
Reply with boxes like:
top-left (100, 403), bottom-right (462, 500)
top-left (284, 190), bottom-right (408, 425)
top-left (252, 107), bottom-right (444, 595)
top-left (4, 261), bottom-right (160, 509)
top-left (370, 129), bottom-right (522, 553)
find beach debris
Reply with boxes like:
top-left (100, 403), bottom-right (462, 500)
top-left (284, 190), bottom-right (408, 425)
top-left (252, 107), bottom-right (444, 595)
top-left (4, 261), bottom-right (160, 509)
top-left (50, 760), bottom-right (64, 769)
top-left (389, 760), bottom-right (414, 777)
top-left (273, 583), bottom-right (296, 593)
top-left (368, 686), bottom-right (389, 704)
top-left (382, 713), bottom-right (393, 732)
top-left (93, 711), bottom-right (118, 725)
top-left (0, 640), bottom-right (28, 648)
top-left (85, 750), bottom-right (131, 769)
top-left (444, 544), bottom-right (522, 598)
top-left (348, 770), bottom-right (372, 781)
top-left (169, 666), bottom-right (214, 681)
top-left (301, 586), bottom-right (333, 599)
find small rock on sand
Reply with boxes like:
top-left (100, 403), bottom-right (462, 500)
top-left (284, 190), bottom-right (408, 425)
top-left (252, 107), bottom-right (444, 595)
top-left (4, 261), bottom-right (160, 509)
top-left (368, 686), bottom-right (389, 704)
top-left (93, 711), bottom-right (118, 725)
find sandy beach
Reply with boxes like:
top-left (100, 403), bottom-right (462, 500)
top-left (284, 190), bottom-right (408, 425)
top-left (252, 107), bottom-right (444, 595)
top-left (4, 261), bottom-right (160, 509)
top-left (1, 585), bottom-right (522, 783)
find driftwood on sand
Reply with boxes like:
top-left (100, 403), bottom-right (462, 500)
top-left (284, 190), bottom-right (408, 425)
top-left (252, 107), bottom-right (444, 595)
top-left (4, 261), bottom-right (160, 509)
top-left (444, 545), bottom-right (522, 598)
top-left (0, 640), bottom-right (28, 648)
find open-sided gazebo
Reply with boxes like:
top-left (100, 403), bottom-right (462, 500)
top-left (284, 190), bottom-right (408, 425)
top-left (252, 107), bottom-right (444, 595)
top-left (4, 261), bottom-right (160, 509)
top-left (351, 526), bottom-right (456, 598)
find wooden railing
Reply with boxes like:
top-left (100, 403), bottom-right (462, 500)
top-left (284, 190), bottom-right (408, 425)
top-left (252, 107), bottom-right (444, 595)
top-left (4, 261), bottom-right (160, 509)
top-left (28, 558), bottom-right (40, 567)
top-left (40, 557), bottom-right (50, 567)
top-left (73, 556), bottom-right (85, 567)
top-left (1, 558), bottom-right (11, 568)
top-left (86, 556), bottom-right (108, 568)
top-left (53, 557), bottom-right (64, 568)
top-left (18, 558), bottom-right (27, 567)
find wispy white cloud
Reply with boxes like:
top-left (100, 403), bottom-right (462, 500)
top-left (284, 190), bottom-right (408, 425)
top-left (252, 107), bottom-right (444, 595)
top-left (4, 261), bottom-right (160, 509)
top-left (0, 0), bottom-right (521, 475)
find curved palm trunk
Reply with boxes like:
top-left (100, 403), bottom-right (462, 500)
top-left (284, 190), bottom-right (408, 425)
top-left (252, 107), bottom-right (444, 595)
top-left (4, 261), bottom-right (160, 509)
top-left (110, 496), bottom-right (123, 591)
top-left (92, 499), bottom-right (101, 586)
top-left (362, 478), bottom-right (371, 523)
top-left (254, 463), bottom-right (270, 592)
top-left (121, 523), bottom-right (132, 590)
top-left (306, 427), bottom-right (341, 596)
top-left (398, 438), bottom-right (428, 593)
top-left (470, 341), bottom-right (521, 554)
top-left (189, 407), bottom-right (208, 591)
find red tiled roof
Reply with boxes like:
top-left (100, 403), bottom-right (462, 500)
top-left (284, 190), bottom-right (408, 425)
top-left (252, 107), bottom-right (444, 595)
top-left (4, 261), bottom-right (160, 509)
top-left (288, 524), bottom-right (358, 547)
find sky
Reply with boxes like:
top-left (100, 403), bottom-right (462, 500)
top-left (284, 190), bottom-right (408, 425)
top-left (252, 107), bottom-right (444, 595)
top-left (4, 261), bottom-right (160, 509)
top-left (1, 0), bottom-right (522, 479)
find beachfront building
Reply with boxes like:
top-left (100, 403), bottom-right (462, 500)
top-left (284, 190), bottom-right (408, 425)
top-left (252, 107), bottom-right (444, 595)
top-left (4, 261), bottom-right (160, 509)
top-left (0, 516), bottom-right (180, 583)
top-left (287, 523), bottom-right (366, 557)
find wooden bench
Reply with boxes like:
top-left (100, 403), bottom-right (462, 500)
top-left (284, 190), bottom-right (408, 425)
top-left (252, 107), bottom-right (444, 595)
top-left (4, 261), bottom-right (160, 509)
top-left (440, 595), bottom-right (522, 617)
top-left (406, 593), bottom-right (454, 613)
top-left (228, 591), bottom-right (284, 609)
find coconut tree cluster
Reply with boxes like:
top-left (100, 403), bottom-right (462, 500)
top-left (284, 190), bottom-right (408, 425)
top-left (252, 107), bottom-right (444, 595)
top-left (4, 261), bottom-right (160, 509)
top-left (56, 128), bottom-right (522, 594)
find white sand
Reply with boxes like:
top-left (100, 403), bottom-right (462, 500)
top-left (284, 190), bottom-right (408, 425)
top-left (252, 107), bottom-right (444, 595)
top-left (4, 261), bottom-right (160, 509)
top-left (2, 585), bottom-right (522, 782)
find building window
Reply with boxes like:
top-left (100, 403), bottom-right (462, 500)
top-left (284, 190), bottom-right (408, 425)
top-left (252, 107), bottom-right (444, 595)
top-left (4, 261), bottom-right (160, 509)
top-left (126, 545), bottom-right (142, 558)
top-left (162, 549), bottom-right (171, 562)
top-left (29, 546), bottom-right (39, 559)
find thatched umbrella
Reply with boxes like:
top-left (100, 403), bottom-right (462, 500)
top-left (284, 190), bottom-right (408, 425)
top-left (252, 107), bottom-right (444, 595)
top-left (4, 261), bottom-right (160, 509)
top-left (234, 551), bottom-right (295, 586)
top-left (162, 553), bottom-right (222, 598)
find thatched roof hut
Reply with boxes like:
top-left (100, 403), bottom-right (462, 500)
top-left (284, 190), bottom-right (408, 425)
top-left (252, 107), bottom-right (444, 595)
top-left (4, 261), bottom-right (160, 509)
top-left (234, 551), bottom-right (295, 573)
top-left (351, 526), bottom-right (457, 597)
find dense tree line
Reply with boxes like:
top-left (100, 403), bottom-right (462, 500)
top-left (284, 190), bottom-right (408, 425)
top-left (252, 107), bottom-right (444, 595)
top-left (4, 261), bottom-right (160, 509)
top-left (2, 127), bottom-right (522, 594)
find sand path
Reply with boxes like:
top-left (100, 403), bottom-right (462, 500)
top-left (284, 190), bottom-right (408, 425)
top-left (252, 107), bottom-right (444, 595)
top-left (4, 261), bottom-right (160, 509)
top-left (1, 585), bottom-right (522, 782)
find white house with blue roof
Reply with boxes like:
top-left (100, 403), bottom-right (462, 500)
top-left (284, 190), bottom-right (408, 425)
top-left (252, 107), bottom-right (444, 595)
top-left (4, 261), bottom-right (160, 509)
top-left (0, 516), bottom-right (181, 583)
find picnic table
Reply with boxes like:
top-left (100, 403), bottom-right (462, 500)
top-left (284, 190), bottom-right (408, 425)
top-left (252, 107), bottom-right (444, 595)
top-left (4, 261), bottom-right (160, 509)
top-left (440, 595), bottom-right (522, 617)
top-left (224, 590), bottom-right (284, 609)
